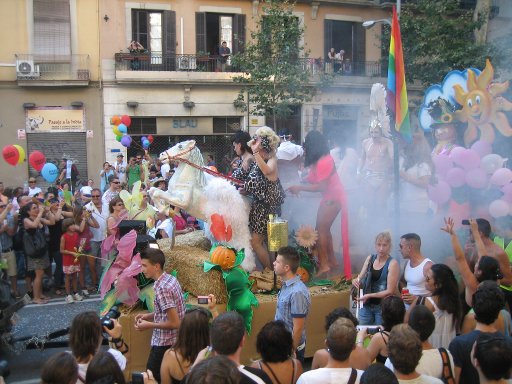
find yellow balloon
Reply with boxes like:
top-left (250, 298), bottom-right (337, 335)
top-left (113, 126), bottom-right (121, 136)
top-left (13, 145), bottom-right (25, 164)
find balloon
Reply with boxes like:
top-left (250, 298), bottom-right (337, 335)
top-left (13, 145), bottom-right (25, 164)
top-left (111, 115), bottom-right (121, 125)
top-left (470, 140), bottom-right (492, 158)
top-left (141, 136), bottom-right (147, 142)
top-left (29, 151), bottom-right (46, 171)
top-left (446, 167), bottom-right (466, 188)
top-left (118, 124), bottom-right (127, 134)
top-left (459, 149), bottom-right (481, 170)
top-left (121, 115), bottom-right (131, 127)
top-left (41, 163), bottom-right (59, 183)
top-left (148, 135), bottom-right (154, 144)
top-left (490, 168), bottom-right (512, 186)
top-left (121, 135), bottom-right (132, 147)
top-left (481, 154), bottom-right (504, 174)
top-left (2, 145), bottom-right (19, 166)
top-left (432, 154), bottom-right (453, 178)
top-left (428, 180), bottom-right (451, 205)
top-left (489, 199), bottom-right (509, 218)
top-left (112, 126), bottom-right (121, 136)
top-left (143, 139), bottom-right (150, 147)
top-left (449, 146), bottom-right (466, 165)
top-left (502, 183), bottom-right (512, 203)
top-left (465, 168), bottom-right (487, 189)
top-left (115, 135), bottom-right (122, 142)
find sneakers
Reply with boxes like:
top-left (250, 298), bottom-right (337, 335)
top-left (81, 289), bottom-right (90, 298)
top-left (73, 293), bottom-right (84, 301)
top-left (66, 295), bottom-right (74, 304)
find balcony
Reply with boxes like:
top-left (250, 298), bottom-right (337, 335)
top-left (114, 53), bottom-right (385, 84)
top-left (15, 54), bottom-right (90, 86)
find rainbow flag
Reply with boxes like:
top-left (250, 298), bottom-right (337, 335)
top-left (387, 6), bottom-right (411, 142)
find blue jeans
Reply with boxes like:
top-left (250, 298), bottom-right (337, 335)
top-left (358, 303), bottom-right (383, 325)
top-left (15, 250), bottom-right (25, 279)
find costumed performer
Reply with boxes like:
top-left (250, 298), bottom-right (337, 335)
top-left (287, 130), bottom-right (351, 278)
top-left (231, 130), bottom-right (254, 183)
top-left (244, 126), bottom-right (285, 269)
top-left (428, 98), bottom-right (461, 156)
top-left (101, 196), bottom-right (128, 258)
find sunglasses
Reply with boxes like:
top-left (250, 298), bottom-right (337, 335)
top-left (29, 181), bottom-right (36, 183)
top-left (0, 205), bottom-right (6, 208)
top-left (112, 181), bottom-right (120, 184)
top-left (92, 195), bottom-right (101, 198)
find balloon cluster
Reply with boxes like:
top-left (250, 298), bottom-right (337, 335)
top-left (429, 140), bottom-right (512, 218)
top-left (140, 135), bottom-right (154, 150)
top-left (111, 115), bottom-right (133, 148)
top-left (2, 146), bottom-right (60, 183)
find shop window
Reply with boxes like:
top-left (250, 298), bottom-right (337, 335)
top-left (213, 117), bottom-right (242, 134)
top-left (128, 117), bottom-right (157, 135)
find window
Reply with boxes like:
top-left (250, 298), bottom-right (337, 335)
top-left (324, 20), bottom-right (365, 66)
top-left (196, 13), bottom-right (245, 55)
top-left (132, 9), bottom-right (175, 66)
top-left (34, 0), bottom-right (71, 56)
top-left (213, 117), bottom-right (242, 134)
top-left (128, 118), bottom-right (157, 135)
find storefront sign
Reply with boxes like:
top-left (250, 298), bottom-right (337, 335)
top-left (172, 118), bottom-right (198, 128)
top-left (323, 105), bottom-right (358, 120)
top-left (26, 107), bottom-right (85, 132)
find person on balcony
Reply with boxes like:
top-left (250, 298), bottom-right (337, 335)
top-left (218, 41), bottom-right (231, 72)
top-left (334, 49), bottom-right (345, 73)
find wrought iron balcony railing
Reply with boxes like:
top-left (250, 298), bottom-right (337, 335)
top-left (15, 54), bottom-right (90, 82)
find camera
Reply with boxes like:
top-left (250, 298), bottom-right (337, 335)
top-left (462, 219), bottom-right (470, 225)
top-left (0, 360), bottom-right (10, 378)
top-left (100, 305), bottom-right (121, 330)
top-left (132, 372), bottom-right (144, 384)
top-left (356, 325), bottom-right (381, 335)
top-left (197, 296), bottom-right (209, 305)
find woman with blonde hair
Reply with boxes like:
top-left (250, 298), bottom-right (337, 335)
top-left (352, 231), bottom-right (400, 325)
top-left (243, 126), bottom-right (285, 269)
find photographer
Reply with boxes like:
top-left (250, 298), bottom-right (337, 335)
top-left (100, 162), bottom-right (116, 194)
top-left (69, 311), bottom-right (128, 384)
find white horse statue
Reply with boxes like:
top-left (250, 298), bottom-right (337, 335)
top-left (149, 140), bottom-right (255, 271)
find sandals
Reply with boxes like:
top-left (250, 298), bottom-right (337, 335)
top-left (32, 298), bottom-right (49, 305)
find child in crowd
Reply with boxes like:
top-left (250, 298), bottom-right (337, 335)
top-left (60, 218), bottom-right (83, 304)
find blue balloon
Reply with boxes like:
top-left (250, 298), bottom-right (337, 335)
top-left (41, 162), bottom-right (59, 183)
top-left (118, 123), bottom-right (127, 134)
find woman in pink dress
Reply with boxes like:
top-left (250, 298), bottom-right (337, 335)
top-left (287, 131), bottom-right (351, 278)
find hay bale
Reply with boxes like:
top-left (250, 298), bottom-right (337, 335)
top-left (174, 230), bottom-right (211, 251)
top-left (157, 239), bottom-right (227, 304)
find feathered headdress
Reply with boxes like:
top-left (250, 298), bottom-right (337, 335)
top-left (370, 83), bottom-right (391, 137)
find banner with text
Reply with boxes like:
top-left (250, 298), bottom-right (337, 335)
top-left (26, 107), bottom-right (85, 132)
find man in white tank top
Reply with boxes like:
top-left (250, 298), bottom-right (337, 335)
top-left (399, 233), bottom-right (433, 306)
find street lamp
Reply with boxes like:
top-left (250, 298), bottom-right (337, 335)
top-left (362, 19), bottom-right (391, 29)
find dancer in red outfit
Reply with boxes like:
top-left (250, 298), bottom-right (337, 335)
top-left (287, 131), bottom-right (351, 278)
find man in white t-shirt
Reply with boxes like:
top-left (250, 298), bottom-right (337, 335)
top-left (160, 162), bottom-right (171, 180)
top-left (27, 177), bottom-right (42, 197)
top-left (297, 318), bottom-right (363, 383)
top-left (114, 154), bottom-right (127, 185)
top-left (85, 188), bottom-right (108, 270)
top-left (80, 179), bottom-right (94, 196)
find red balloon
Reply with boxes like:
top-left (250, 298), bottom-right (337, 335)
top-left (148, 135), bottom-right (154, 144)
top-left (121, 115), bottom-right (131, 127)
top-left (2, 145), bottom-right (19, 166)
top-left (29, 150), bottom-right (46, 171)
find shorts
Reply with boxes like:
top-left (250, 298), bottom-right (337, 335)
top-left (63, 265), bottom-right (81, 274)
top-left (1, 250), bottom-right (17, 277)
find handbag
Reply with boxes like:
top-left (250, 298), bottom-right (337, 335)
top-left (23, 228), bottom-right (47, 259)
top-left (439, 347), bottom-right (455, 384)
top-left (360, 254), bottom-right (376, 295)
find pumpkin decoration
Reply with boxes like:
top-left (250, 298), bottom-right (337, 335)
top-left (210, 245), bottom-right (236, 270)
top-left (296, 266), bottom-right (310, 283)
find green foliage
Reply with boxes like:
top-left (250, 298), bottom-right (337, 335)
top-left (385, 0), bottom-right (499, 87)
top-left (232, 0), bottom-right (313, 126)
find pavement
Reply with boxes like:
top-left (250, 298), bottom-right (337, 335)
top-left (2, 277), bottom-right (102, 383)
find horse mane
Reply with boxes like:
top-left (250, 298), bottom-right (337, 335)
top-left (188, 146), bottom-right (207, 188)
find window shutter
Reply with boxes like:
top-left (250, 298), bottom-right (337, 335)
top-left (33, 0), bottom-right (71, 56)
top-left (232, 14), bottom-right (246, 54)
top-left (354, 23), bottom-right (366, 63)
top-left (324, 20), bottom-right (333, 60)
top-left (163, 10), bottom-right (176, 55)
top-left (195, 12), bottom-right (207, 54)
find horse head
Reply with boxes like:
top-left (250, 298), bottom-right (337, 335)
top-left (159, 140), bottom-right (197, 165)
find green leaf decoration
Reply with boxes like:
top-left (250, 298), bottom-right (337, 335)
top-left (99, 289), bottom-right (121, 316)
top-left (138, 283), bottom-right (155, 312)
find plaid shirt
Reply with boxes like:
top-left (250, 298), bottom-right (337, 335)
top-left (275, 275), bottom-right (311, 346)
top-left (151, 272), bottom-right (185, 347)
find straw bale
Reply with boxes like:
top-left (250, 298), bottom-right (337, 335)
top-left (174, 230), bottom-right (211, 250)
top-left (157, 239), bottom-right (227, 304)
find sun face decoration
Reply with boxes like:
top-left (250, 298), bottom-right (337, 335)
top-left (453, 59), bottom-right (512, 146)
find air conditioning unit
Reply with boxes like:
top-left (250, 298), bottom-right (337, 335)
top-left (16, 60), bottom-right (40, 79)
top-left (176, 56), bottom-right (197, 70)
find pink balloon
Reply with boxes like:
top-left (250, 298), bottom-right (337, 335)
top-left (459, 149), bottom-right (481, 170)
top-left (428, 180), bottom-right (451, 204)
top-left (449, 146), bottom-right (466, 165)
top-left (470, 140), bottom-right (492, 158)
top-left (489, 199), bottom-right (509, 218)
top-left (465, 168), bottom-right (487, 189)
top-left (446, 167), bottom-right (466, 188)
top-left (432, 154), bottom-right (454, 178)
top-left (501, 183), bottom-right (512, 203)
top-left (490, 168), bottom-right (512, 186)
